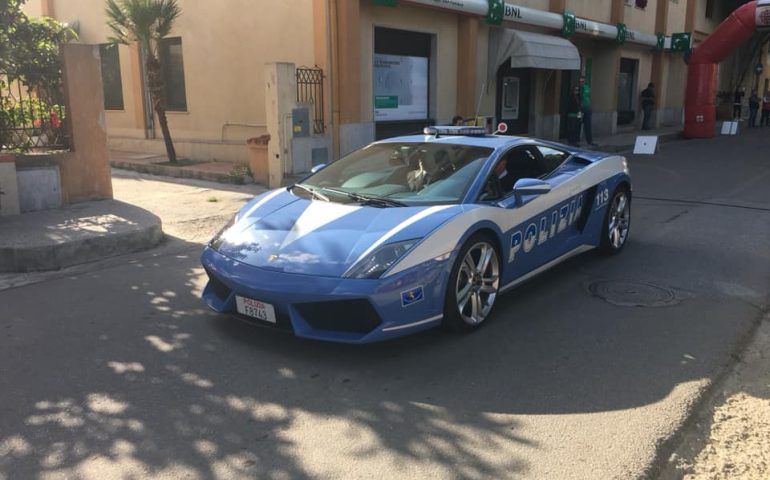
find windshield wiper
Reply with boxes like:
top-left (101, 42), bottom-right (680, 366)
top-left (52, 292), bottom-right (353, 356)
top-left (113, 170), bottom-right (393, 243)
top-left (321, 188), bottom-right (406, 207)
top-left (288, 183), bottom-right (329, 202)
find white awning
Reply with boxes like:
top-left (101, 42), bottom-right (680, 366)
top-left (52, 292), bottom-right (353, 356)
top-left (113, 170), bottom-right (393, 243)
top-left (487, 28), bottom-right (580, 90)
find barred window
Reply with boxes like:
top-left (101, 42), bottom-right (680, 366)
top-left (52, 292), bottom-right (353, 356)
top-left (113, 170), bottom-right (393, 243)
top-left (159, 37), bottom-right (188, 111)
top-left (100, 44), bottom-right (124, 110)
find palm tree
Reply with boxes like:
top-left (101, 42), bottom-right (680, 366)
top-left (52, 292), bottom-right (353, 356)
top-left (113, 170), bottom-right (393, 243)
top-left (105, 0), bottom-right (181, 163)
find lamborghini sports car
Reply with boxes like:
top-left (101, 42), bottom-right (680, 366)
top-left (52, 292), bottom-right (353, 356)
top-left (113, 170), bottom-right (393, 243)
top-left (201, 126), bottom-right (631, 343)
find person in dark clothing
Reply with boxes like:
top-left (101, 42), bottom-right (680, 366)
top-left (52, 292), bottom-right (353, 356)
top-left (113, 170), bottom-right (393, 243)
top-left (566, 85), bottom-right (582, 146)
top-left (748, 90), bottom-right (760, 127)
top-left (451, 115), bottom-right (464, 126)
top-left (733, 88), bottom-right (745, 119)
top-left (762, 91), bottom-right (770, 127)
top-left (493, 158), bottom-right (516, 194)
top-left (640, 83), bottom-right (656, 130)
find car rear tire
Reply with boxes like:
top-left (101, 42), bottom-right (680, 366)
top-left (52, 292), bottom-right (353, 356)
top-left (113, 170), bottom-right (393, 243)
top-left (599, 186), bottom-right (631, 254)
top-left (443, 233), bottom-right (501, 332)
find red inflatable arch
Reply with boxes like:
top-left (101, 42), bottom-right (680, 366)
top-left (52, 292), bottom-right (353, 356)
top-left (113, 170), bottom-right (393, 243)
top-left (684, 0), bottom-right (770, 138)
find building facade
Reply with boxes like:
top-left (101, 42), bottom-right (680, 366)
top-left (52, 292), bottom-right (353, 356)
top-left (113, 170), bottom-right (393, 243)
top-left (23, 0), bottom-right (770, 176)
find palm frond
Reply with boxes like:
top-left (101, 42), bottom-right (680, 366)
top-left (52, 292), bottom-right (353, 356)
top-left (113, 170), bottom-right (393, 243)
top-left (155, 0), bottom-right (181, 39)
top-left (104, 0), bottom-right (180, 50)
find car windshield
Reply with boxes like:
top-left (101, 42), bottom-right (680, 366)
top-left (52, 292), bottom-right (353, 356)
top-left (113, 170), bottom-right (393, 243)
top-left (300, 142), bottom-right (494, 206)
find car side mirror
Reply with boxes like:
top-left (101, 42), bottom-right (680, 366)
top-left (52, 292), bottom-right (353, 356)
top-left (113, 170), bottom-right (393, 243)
top-left (511, 178), bottom-right (551, 206)
top-left (310, 163), bottom-right (327, 174)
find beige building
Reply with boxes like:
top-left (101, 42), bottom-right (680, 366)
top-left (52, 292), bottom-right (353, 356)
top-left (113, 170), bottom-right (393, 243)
top-left (23, 0), bottom-right (768, 180)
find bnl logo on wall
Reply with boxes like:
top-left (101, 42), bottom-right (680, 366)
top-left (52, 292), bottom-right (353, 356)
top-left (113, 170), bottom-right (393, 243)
top-left (758, 0), bottom-right (770, 31)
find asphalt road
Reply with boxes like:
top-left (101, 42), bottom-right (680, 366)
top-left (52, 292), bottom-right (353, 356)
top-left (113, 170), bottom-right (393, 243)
top-left (1, 130), bottom-right (768, 480)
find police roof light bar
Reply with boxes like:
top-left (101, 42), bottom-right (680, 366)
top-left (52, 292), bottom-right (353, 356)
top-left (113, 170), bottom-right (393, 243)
top-left (423, 126), bottom-right (487, 136)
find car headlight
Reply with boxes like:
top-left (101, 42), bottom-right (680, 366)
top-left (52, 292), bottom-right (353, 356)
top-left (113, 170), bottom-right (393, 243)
top-left (209, 214), bottom-right (237, 250)
top-left (345, 239), bottom-right (418, 279)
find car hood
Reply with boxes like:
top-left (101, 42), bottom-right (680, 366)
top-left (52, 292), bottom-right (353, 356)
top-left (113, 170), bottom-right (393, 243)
top-left (213, 190), bottom-right (461, 277)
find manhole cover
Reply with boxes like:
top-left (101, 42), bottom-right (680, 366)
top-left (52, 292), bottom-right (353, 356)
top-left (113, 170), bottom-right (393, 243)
top-left (587, 280), bottom-right (683, 307)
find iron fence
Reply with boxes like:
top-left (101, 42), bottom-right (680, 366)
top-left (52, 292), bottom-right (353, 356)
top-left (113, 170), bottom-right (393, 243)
top-left (0, 69), bottom-right (68, 151)
top-left (296, 66), bottom-right (325, 135)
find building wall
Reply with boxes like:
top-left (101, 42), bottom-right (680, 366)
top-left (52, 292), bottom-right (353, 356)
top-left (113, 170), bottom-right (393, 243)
top-left (667, 0), bottom-right (688, 35)
top-left (359, 1), bottom-right (459, 124)
top-left (26, 0), bottom-right (317, 163)
top-left (693, 0), bottom-right (723, 38)
top-left (566, 0), bottom-right (614, 24)
top-left (624, 0), bottom-right (657, 34)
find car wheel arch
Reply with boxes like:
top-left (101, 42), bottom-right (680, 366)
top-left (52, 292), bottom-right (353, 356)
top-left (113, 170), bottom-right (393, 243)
top-left (451, 222), bottom-right (507, 278)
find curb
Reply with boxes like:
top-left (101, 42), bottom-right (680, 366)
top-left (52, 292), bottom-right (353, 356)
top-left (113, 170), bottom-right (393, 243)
top-left (0, 204), bottom-right (165, 273)
top-left (0, 223), bottom-right (164, 273)
top-left (110, 160), bottom-right (253, 185)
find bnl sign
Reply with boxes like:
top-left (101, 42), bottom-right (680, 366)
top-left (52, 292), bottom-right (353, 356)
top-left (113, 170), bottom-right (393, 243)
top-left (758, 0), bottom-right (770, 31)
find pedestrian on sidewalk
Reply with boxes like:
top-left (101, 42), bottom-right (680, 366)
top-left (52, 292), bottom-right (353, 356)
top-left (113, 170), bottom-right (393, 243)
top-left (762, 91), bottom-right (770, 127)
top-left (566, 85), bottom-right (582, 146)
top-left (748, 90), bottom-right (760, 127)
top-left (733, 87), bottom-right (745, 120)
top-left (640, 83), bottom-right (656, 130)
top-left (579, 75), bottom-right (598, 147)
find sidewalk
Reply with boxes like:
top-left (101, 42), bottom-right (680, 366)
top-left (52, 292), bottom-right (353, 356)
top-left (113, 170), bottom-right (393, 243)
top-left (110, 150), bottom-right (253, 185)
top-left (109, 127), bottom-right (683, 187)
top-left (0, 199), bottom-right (163, 272)
top-left (590, 125), bottom-right (682, 152)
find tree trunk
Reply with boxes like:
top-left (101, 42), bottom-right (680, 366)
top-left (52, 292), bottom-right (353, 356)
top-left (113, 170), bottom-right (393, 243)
top-left (155, 103), bottom-right (176, 164)
top-left (145, 52), bottom-right (177, 163)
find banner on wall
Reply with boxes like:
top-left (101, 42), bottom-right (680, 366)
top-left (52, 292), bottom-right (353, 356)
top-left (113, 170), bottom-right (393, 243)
top-left (374, 54), bottom-right (429, 121)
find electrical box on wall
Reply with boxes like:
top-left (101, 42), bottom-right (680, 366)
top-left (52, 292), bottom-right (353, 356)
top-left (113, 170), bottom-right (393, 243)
top-left (292, 108), bottom-right (310, 138)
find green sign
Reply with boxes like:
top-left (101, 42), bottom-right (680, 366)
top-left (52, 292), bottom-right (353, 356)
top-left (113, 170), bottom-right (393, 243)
top-left (616, 23), bottom-right (627, 44)
top-left (562, 10), bottom-right (576, 37)
top-left (375, 96), bottom-right (398, 109)
top-left (655, 33), bottom-right (665, 50)
top-left (670, 32), bottom-right (692, 52)
top-left (373, 0), bottom-right (397, 6)
top-left (487, 0), bottom-right (504, 25)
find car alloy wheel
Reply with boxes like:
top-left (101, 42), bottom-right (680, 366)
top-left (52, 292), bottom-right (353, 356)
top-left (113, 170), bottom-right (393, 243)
top-left (448, 237), bottom-right (500, 330)
top-left (602, 187), bottom-right (631, 253)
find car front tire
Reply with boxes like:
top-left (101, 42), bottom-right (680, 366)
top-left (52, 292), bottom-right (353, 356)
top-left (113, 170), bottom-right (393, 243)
top-left (443, 233), bottom-right (501, 332)
top-left (599, 186), bottom-right (631, 254)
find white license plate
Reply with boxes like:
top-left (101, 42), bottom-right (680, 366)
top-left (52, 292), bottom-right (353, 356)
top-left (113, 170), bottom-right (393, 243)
top-left (235, 296), bottom-right (276, 324)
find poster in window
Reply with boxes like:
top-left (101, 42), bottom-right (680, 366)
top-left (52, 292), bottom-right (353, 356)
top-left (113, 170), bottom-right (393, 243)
top-left (374, 54), bottom-right (428, 121)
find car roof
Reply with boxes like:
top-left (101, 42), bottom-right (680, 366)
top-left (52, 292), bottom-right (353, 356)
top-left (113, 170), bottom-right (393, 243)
top-left (374, 134), bottom-right (613, 162)
top-left (374, 134), bottom-right (535, 151)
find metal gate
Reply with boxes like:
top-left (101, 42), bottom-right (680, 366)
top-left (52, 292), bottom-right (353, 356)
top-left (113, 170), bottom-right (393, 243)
top-left (296, 67), bottom-right (325, 135)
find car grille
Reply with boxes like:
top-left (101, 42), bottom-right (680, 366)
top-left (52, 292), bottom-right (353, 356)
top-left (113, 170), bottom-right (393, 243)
top-left (232, 310), bottom-right (294, 333)
top-left (205, 268), bottom-right (232, 301)
top-left (294, 299), bottom-right (382, 334)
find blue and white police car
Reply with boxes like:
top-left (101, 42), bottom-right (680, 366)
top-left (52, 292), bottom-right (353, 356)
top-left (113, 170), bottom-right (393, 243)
top-left (201, 126), bottom-right (631, 343)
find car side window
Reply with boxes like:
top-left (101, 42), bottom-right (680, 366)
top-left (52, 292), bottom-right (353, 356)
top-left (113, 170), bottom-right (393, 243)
top-left (536, 145), bottom-right (570, 174)
top-left (478, 146), bottom-right (540, 203)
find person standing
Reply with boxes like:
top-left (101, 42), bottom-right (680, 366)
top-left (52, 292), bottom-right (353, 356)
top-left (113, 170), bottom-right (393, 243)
top-left (733, 88), bottom-right (744, 119)
top-left (762, 90), bottom-right (770, 127)
top-left (748, 90), bottom-right (760, 128)
top-left (566, 85), bottom-right (582, 146)
top-left (579, 75), bottom-right (598, 147)
top-left (640, 82), bottom-right (656, 130)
